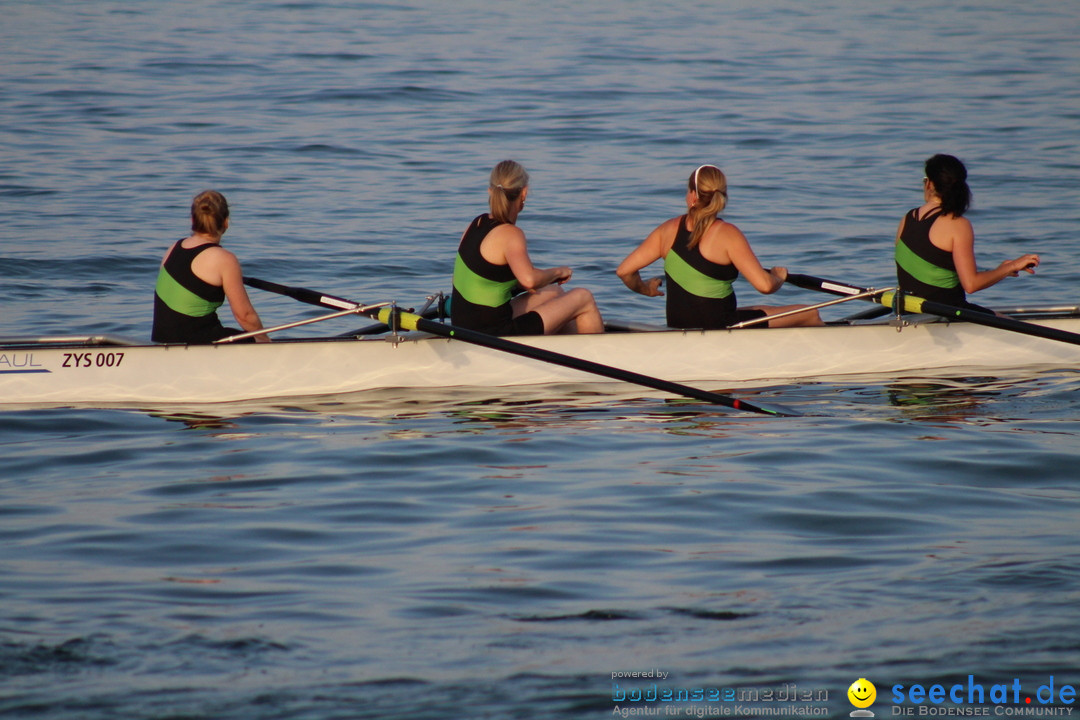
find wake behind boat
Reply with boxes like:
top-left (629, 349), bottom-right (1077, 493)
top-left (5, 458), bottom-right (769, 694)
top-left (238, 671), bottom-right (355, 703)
top-left (3, 304), bottom-right (1080, 408)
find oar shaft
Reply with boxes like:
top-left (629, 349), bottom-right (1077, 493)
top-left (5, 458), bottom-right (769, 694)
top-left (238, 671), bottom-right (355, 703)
top-left (789, 273), bottom-right (1080, 348)
top-left (244, 277), bottom-right (359, 310)
top-left (727, 289), bottom-right (888, 329)
top-left (243, 276), bottom-right (798, 416)
top-left (880, 291), bottom-right (1080, 347)
top-left (379, 308), bottom-right (796, 416)
top-left (216, 302), bottom-right (389, 343)
top-left (786, 274), bottom-right (884, 297)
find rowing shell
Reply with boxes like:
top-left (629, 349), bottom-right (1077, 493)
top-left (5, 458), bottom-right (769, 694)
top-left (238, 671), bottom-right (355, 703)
top-left (3, 311), bottom-right (1080, 407)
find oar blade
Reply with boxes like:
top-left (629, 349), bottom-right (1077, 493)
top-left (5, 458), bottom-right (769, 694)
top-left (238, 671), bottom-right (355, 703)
top-left (735, 400), bottom-right (801, 418)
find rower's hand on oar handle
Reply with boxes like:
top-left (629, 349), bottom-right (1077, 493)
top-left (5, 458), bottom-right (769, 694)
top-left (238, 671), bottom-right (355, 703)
top-left (769, 266), bottom-right (789, 292)
top-left (1003, 253), bottom-right (1040, 277)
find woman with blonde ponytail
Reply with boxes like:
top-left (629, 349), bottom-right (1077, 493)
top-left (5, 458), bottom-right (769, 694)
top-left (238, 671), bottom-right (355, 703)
top-left (152, 190), bottom-right (269, 344)
top-left (617, 165), bottom-right (822, 329)
top-left (450, 160), bottom-right (604, 335)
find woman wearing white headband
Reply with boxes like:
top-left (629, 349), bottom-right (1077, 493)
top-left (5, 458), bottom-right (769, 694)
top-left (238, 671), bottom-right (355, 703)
top-left (616, 164), bottom-right (822, 329)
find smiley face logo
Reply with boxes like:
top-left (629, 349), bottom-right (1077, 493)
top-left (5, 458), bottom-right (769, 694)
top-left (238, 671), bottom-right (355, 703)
top-left (848, 678), bottom-right (876, 709)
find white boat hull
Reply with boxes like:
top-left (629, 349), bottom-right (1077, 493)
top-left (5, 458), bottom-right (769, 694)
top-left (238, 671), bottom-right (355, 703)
top-left (3, 316), bottom-right (1080, 406)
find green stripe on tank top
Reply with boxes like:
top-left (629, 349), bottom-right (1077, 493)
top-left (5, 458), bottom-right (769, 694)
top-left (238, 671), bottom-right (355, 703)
top-left (895, 239), bottom-right (960, 289)
top-left (664, 250), bottom-right (734, 299)
top-left (453, 254), bottom-right (518, 308)
top-left (154, 267), bottom-right (223, 317)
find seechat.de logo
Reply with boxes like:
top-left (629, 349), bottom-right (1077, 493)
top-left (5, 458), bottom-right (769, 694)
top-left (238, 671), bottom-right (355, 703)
top-left (848, 678), bottom-right (877, 717)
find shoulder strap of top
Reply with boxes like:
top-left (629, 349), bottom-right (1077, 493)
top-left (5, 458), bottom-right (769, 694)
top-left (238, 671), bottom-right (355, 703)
top-left (914, 207), bottom-right (943, 223)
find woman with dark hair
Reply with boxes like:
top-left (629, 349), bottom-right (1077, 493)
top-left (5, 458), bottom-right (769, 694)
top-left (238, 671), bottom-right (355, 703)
top-left (895, 154), bottom-right (1039, 311)
top-left (152, 190), bottom-right (269, 343)
top-left (450, 160), bottom-right (604, 335)
top-left (616, 164), bottom-right (822, 329)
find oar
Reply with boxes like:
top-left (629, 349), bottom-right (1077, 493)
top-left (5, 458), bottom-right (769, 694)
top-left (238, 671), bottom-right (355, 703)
top-left (726, 288), bottom-right (888, 328)
top-left (244, 277), bottom-right (799, 417)
top-left (786, 274), bottom-right (890, 299)
top-left (335, 293), bottom-right (448, 338)
top-left (788, 273), bottom-right (1080, 347)
top-left (215, 301), bottom-right (390, 343)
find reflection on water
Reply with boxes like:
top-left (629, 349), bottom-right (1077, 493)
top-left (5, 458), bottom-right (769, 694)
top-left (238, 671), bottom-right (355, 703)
top-left (147, 411), bottom-right (242, 430)
top-left (885, 377), bottom-right (1003, 423)
top-left (67, 368), bottom-right (1080, 434)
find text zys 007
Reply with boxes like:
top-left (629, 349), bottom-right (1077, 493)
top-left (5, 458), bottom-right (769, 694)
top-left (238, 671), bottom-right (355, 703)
top-left (62, 352), bottom-right (125, 369)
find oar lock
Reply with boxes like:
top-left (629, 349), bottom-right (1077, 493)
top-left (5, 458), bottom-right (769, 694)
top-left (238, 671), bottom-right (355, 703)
top-left (382, 293), bottom-right (450, 346)
top-left (890, 288), bottom-right (908, 332)
top-left (384, 302), bottom-right (401, 344)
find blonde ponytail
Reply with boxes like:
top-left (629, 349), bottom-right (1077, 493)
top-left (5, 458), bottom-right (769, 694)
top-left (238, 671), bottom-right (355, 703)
top-left (686, 165), bottom-right (728, 249)
top-left (488, 160), bottom-right (530, 223)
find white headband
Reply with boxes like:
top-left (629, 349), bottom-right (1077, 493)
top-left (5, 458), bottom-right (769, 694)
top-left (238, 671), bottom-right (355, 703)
top-left (691, 164), bottom-right (725, 197)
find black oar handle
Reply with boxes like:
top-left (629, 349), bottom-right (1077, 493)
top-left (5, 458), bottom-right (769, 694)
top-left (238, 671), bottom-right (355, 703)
top-left (786, 274), bottom-right (870, 296)
top-left (244, 277), bottom-right (358, 310)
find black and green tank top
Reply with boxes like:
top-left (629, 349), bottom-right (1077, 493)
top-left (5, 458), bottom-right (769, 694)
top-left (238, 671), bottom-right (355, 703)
top-left (151, 241), bottom-right (229, 343)
top-left (664, 216), bottom-right (739, 329)
top-left (451, 214), bottom-right (522, 333)
top-left (895, 207), bottom-right (965, 305)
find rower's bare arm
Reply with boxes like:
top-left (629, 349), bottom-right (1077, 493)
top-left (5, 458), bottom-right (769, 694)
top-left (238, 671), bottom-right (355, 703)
top-left (220, 253), bottom-right (270, 342)
top-left (616, 225), bottom-right (667, 297)
top-left (502, 230), bottom-right (567, 291)
top-left (726, 230), bottom-right (783, 294)
top-left (951, 220), bottom-right (1039, 294)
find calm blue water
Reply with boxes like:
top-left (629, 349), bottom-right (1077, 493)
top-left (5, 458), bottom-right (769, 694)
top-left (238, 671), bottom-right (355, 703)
top-left (2, 2), bottom-right (1080, 718)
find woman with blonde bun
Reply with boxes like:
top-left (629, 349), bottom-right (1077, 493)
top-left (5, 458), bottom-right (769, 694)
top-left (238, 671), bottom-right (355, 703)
top-left (451, 160), bottom-right (603, 335)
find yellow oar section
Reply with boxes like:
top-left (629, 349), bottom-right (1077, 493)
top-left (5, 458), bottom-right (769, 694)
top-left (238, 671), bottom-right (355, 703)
top-left (877, 291), bottom-right (945, 316)
top-left (789, 273), bottom-right (1080, 347)
top-left (377, 307), bottom-right (419, 331)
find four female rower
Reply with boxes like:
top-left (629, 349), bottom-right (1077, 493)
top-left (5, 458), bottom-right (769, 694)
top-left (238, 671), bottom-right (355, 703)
top-left (450, 160), bottom-right (604, 335)
top-left (616, 164), bottom-right (823, 329)
top-left (153, 160), bottom-right (1039, 341)
top-left (895, 154), bottom-right (1040, 313)
top-left (152, 190), bottom-right (270, 344)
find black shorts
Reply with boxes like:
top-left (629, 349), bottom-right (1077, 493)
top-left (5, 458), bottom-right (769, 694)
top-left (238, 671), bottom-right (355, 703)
top-left (668, 307), bottom-right (769, 330)
top-left (492, 310), bottom-right (545, 336)
top-left (725, 308), bottom-right (769, 328)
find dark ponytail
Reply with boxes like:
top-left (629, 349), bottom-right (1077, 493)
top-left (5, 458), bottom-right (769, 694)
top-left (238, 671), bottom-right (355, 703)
top-left (925, 154), bottom-right (971, 217)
